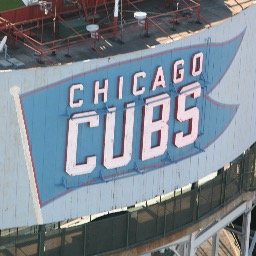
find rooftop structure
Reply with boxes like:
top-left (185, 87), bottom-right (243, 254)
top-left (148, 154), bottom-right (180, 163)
top-left (0, 0), bottom-right (253, 68)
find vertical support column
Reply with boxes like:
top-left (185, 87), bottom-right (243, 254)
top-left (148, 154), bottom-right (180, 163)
top-left (183, 242), bottom-right (189, 256)
top-left (249, 231), bottom-right (256, 256)
top-left (60, 227), bottom-right (65, 256)
top-left (189, 232), bottom-right (196, 256)
top-left (83, 224), bottom-right (87, 256)
top-left (144, 18), bottom-right (149, 37)
top-left (163, 201), bottom-right (167, 236)
top-left (191, 182), bottom-right (198, 221)
top-left (197, 5), bottom-right (200, 22)
top-left (211, 231), bottom-right (220, 256)
top-left (37, 225), bottom-right (45, 256)
top-left (241, 202), bottom-right (252, 256)
top-left (93, 0), bottom-right (99, 23)
top-left (113, 0), bottom-right (120, 36)
top-left (126, 213), bottom-right (130, 248)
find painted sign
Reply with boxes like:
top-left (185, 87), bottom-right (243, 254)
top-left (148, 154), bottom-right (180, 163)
top-left (18, 31), bottom-right (244, 207)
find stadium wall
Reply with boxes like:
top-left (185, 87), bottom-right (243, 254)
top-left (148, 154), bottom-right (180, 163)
top-left (0, 4), bottom-right (256, 229)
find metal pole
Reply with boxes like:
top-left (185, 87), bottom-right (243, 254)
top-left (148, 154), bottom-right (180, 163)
top-left (163, 201), bottom-right (167, 236)
top-left (113, 0), bottom-right (120, 36)
top-left (126, 213), bottom-right (130, 247)
top-left (120, 0), bottom-right (123, 41)
top-left (83, 224), bottom-right (87, 256)
top-left (189, 232), bottom-right (196, 256)
top-left (41, 16), bottom-right (44, 43)
top-left (191, 182), bottom-right (198, 221)
top-left (4, 45), bottom-right (7, 60)
top-left (241, 203), bottom-right (252, 256)
top-left (60, 228), bottom-right (65, 256)
top-left (211, 231), bottom-right (220, 256)
top-left (249, 231), bottom-right (256, 256)
top-left (37, 225), bottom-right (45, 256)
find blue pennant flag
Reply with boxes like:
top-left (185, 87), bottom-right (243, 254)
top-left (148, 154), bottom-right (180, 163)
top-left (20, 30), bottom-right (244, 206)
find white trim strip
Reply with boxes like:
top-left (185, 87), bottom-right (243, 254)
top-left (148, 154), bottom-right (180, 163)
top-left (10, 86), bottom-right (43, 224)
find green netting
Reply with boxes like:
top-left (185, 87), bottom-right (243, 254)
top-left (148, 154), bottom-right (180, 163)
top-left (59, 18), bottom-right (87, 38)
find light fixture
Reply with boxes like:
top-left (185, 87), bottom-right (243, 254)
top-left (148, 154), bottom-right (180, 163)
top-left (134, 12), bottom-right (147, 26)
top-left (86, 24), bottom-right (99, 39)
top-left (38, 1), bottom-right (52, 15)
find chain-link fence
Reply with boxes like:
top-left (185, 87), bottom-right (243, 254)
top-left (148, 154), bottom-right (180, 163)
top-left (1, 144), bottom-right (256, 256)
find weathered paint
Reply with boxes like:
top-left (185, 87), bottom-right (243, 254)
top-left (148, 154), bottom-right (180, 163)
top-left (20, 34), bottom-right (241, 206)
top-left (0, 5), bottom-right (256, 228)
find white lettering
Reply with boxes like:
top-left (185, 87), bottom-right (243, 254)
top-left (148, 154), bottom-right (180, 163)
top-left (66, 111), bottom-right (99, 175)
top-left (133, 71), bottom-right (146, 96)
top-left (173, 59), bottom-right (184, 84)
top-left (69, 83), bottom-right (84, 108)
top-left (141, 94), bottom-right (170, 161)
top-left (191, 52), bottom-right (203, 77)
top-left (104, 103), bottom-right (135, 168)
top-left (118, 76), bottom-right (124, 100)
top-left (174, 82), bottom-right (201, 148)
top-left (152, 66), bottom-right (166, 91)
top-left (94, 79), bottom-right (108, 104)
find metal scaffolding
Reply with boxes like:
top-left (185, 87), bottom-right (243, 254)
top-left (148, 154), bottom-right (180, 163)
top-left (0, 0), bottom-right (201, 57)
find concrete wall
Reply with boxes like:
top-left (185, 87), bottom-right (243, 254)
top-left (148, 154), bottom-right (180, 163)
top-left (0, 4), bottom-right (256, 229)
